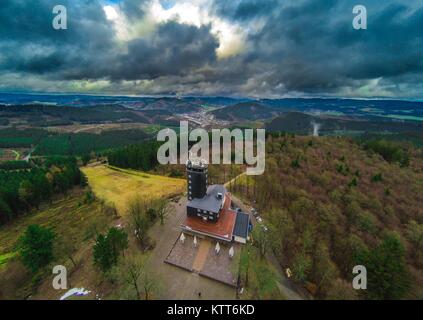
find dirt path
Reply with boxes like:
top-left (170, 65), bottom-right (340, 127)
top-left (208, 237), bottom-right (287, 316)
top-left (192, 239), bottom-right (211, 272)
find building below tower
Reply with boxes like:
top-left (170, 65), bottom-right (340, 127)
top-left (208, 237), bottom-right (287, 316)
top-left (187, 184), bottom-right (226, 222)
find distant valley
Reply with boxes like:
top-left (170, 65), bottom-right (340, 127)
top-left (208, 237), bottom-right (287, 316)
top-left (1, 93), bottom-right (422, 148)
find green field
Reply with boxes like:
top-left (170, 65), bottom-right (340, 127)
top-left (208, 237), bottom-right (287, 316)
top-left (81, 165), bottom-right (186, 214)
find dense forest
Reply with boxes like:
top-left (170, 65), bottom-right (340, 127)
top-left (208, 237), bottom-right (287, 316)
top-left (0, 157), bottom-right (85, 225)
top-left (230, 134), bottom-right (423, 299)
top-left (34, 129), bottom-right (150, 156)
top-left (0, 160), bottom-right (32, 171)
top-left (0, 128), bottom-right (150, 156)
top-left (0, 128), bottom-right (49, 148)
top-left (106, 134), bottom-right (207, 172)
top-left (106, 142), bottom-right (161, 171)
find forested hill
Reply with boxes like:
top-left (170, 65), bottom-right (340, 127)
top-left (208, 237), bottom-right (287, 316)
top-left (266, 112), bottom-right (423, 136)
top-left (233, 135), bottom-right (423, 299)
top-left (211, 102), bottom-right (282, 121)
top-left (0, 157), bottom-right (85, 225)
top-left (0, 104), bottom-right (149, 126)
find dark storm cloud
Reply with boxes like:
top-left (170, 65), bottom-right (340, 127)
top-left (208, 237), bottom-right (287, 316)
top-left (213, 0), bottom-right (278, 21)
top-left (339, 4), bottom-right (423, 80)
top-left (110, 22), bottom-right (218, 80)
top-left (216, 0), bottom-right (423, 96)
top-left (0, 0), bottom-right (423, 98)
top-left (0, 0), bottom-right (217, 83)
top-left (0, 0), bottom-right (112, 42)
top-left (0, 0), bottom-right (116, 78)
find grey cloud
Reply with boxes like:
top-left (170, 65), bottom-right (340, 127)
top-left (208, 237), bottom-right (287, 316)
top-left (0, 0), bottom-right (218, 83)
top-left (0, 0), bottom-right (423, 98)
top-left (224, 0), bottom-right (423, 96)
top-left (110, 22), bottom-right (219, 80)
top-left (213, 0), bottom-right (279, 21)
top-left (0, 0), bottom-right (115, 78)
top-left (119, 0), bottom-right (148, 20)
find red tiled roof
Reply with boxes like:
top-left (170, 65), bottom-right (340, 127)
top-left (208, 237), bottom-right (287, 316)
top-left (181, 193), bottom-right (236, 242)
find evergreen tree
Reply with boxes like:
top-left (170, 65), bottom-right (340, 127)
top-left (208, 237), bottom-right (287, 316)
top-left (363, 234), bottom-right (410, 300)
top-left (108, 227), bottom-right (129, 257)
top-left (19, 225), bottom-right (55, 273)
top-left (93, 227), bottom-right (128, 273)
top-left (93, 234), bottom-right (115, 273)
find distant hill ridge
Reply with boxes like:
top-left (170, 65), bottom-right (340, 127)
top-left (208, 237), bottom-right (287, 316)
top-left (211, 101), bottom-right (282, 121)
top-left (267, 112), bottom-right (423, 136)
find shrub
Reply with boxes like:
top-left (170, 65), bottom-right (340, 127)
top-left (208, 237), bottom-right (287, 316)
top-left (371, 173), bottom-right (383, 183)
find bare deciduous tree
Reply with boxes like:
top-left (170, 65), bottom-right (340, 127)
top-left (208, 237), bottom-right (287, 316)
top-left (155, 198), bottom-right (171, 225)
top-left (121, 256), bottom-right (158, 300)
top-left (122, 256), bottom-right (145, 300)
top-left (127, 196), bottom-right (150, 246)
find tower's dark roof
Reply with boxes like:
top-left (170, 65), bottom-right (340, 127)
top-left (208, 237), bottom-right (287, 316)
top-left (233, 211), bottom-right (250, 239)
top-left (187, 184), bottom-right (226, 213)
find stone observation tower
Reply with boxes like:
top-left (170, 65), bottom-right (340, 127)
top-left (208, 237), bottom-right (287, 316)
top-left (186, 158), bottom-right (208, 201)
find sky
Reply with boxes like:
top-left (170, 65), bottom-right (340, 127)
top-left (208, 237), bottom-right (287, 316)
top-left (0, 0), bottom-right (422, 99)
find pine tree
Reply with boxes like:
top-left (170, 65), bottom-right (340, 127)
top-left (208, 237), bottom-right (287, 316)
top-left (19, 225), bottom-right (55, 273)
top-left (363, 233), bottom-right (410, 300)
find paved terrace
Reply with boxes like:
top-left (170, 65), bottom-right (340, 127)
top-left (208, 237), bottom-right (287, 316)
top-left (165, 233), bottom-right (241, 287)
top-left (147, 198), bottom-right (236, 299)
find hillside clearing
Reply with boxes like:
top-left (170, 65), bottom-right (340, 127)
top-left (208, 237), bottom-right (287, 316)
top-left (0, 188), bottom-right (114, 299)
top-left (81, 165), bottom-right (186, 214)
top-left (0, 189), bottom-right (110, 256)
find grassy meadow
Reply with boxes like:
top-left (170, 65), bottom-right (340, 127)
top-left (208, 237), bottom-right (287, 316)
top-left (81, 165), bottom-right (186, 214)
